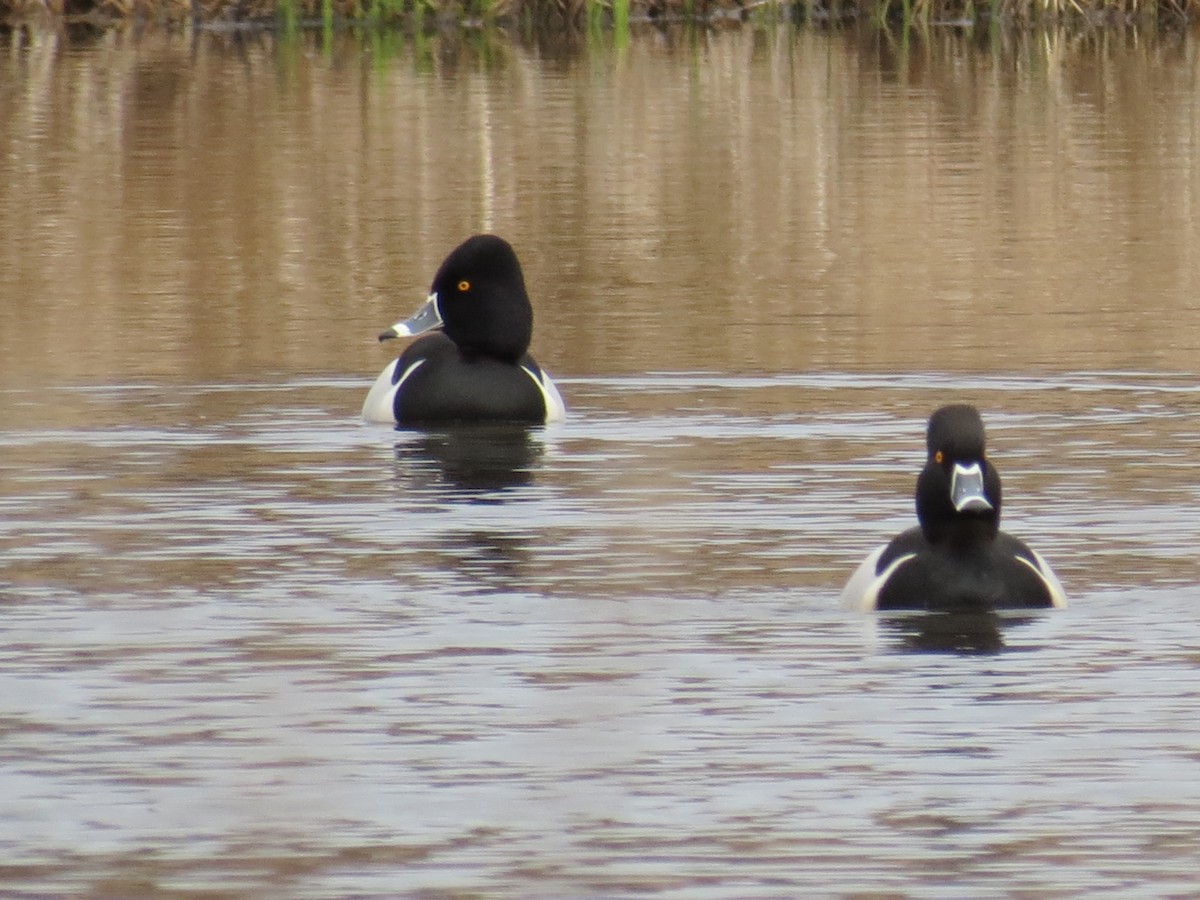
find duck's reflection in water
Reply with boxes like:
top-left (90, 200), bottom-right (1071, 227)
top-left (877, 611), bottom-right (1040, 655)
top-left (390, 425), bottom-right (551, 590)
top-left (393, 424), bottom-right (546, 497)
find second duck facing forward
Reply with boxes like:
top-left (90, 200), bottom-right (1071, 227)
top-left (842, 404), bottom-right (1067, 612)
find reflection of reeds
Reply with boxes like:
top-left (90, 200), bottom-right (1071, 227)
top-left (3, 25), bottom-right (1198, 386)
top-left (3, 0), bottom-right (1196, 24)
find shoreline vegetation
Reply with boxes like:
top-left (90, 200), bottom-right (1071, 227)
top-left (1, 0), bottom-right (1197, 29)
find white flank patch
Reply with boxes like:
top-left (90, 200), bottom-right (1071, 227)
top-left (361, 358), bottom-right (425, 424)
top-left (1018, 551), bottom-right (1069, 608)
top-left (522, 365), bottom-right (567, 423)
top-left (839, 547), bottom-right (914, 612)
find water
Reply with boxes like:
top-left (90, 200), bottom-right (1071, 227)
top-left (2, 23), bottom-right (1200, 896)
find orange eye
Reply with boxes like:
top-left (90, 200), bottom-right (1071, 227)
top-left (457, 280), bottom-right (470, 292)
top-left (934, 451), bottom-right (944, 464)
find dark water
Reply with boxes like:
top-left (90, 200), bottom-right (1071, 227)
top-left (2, 24), bottom-right (1200, 896)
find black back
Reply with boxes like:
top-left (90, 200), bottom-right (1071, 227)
top-left (392, 333), bottom-right (548, 424)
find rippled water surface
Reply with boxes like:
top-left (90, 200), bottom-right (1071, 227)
top-left (3, 23), bottom-right (1200, 897)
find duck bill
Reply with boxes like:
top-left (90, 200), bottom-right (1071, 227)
top-left (950, 462), bottom-right (993, 513)
top-left (379, 293), bottom-right (443, 341)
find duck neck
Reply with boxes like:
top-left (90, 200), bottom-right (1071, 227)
top-left (923, 516), bottom-right (998, 553)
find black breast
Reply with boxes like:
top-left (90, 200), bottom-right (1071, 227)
top-left (876, 545), bottom-right (1056, 611)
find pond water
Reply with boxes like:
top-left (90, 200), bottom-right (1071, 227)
top-left (2, 22), bottom-right (1200, 896)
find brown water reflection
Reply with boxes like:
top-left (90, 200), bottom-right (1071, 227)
top-left (3, 23), bottom-right (1200, 899)
top-left (2, 26), bottom-right (1199, 393)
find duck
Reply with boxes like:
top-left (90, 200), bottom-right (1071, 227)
top-left (362, 234), bottom-right (566, 426)
top-left (841, 404), bottom-right (1066, 612)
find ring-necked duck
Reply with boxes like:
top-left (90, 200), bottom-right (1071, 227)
top-left (362, 234), bottom-right (566, 426)
top-left (841, 404), bottom-right (1066, 611)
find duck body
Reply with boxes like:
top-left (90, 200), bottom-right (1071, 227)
top-left (846, 526), bottom-right (1065, 612)
top-left (362, 234), bottom-right (566, 427)
top-left (841, 404), bottom-right (1066, 612)
top-left (363, 332), bottom-right (562, 425)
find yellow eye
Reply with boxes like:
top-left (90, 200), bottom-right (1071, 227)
top-left (457, 280), bottom-right (470, 292)
top-left (934, 450), bottom-right (944, 464)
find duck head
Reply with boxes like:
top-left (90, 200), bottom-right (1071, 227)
top-left (380, 234), bottom-right (534, 363)
top-left (915, 404), bottom-right (1003, 546)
